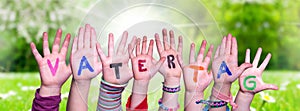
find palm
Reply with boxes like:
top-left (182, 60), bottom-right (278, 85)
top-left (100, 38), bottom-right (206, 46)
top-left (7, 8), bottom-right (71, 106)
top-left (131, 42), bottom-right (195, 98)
top-left (212, 55), bottom-right (239, 83)
top-left (239, 48), bottom-right (278, 93)
top-left (30, 29), bottom-right (71, 88)
top-left (97, 32), bottom-right (135, 84)
top-left (70, 25), bottom-right (102, 80)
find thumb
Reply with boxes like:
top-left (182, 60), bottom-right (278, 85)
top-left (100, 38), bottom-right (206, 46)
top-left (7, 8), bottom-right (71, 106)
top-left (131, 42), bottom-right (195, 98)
top-left (153, 57), bottom-right (166, 72)
top-left (236, 63), bottom-right (252, 76)
top-left (262, 84), bottom-right (279, 91)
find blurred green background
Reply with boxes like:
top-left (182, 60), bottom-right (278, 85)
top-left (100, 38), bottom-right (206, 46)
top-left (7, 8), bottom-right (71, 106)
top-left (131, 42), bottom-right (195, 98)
top-left (0, 0), bottom-right (300, 111)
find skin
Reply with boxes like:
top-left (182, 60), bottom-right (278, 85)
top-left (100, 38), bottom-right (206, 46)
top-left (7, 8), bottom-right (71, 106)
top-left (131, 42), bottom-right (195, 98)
top-left (155, 29), bottom-right (183, 111)
top-left (30, 29), bottom-right (72, 97)
top-left (233, 48), bottom-right (278, 111)
top-left (128, 36), bottom-right (165, 109)
top-left (180, 40), bottom-right (214, 111)
top-left (67, 24), bottom-right (102, 111)
top-left (210, 34), bottom-right (252, 111)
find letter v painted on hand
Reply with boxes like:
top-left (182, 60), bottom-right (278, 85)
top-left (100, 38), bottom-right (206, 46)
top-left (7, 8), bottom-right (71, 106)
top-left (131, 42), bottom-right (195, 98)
top-left (47, 58), bottom-right (59, 76)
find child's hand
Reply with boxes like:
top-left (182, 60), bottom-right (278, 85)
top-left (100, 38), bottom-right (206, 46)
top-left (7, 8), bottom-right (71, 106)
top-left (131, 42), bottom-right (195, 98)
top-left (155, 29), bottom-right (183, 85)
top-left (129, 36), bottom-right (165, 81)
top-left (70, 24), bottom-right (102, 81)
top-left (212, 34), bottom-right (252, 88)
top-left (96, 31), bottom-right (136, 84)
top-left (181, 40), bottom-right (214, 93)
top-left (239, 48), bottom-right (278, 93)
top-left (30, 29), bottom-right (71, 96)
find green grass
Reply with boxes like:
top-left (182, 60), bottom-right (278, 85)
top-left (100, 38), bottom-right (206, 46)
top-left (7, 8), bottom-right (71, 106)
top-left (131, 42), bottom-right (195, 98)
top-left (0, 71), bottom-right (299, 111)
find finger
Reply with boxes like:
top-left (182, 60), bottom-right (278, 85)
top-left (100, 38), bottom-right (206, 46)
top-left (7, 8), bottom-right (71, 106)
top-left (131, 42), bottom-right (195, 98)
top-left (71, 37), bottom-right (78, 54)
top-left (96, 43), bottom-right (107, 61)
top-left (60, 33), bottom-right (71, 56)
top-left (259, 53), bottom-right (271, 71)
top-left (141, 36), bottom-right (147, 55)
top-left (262, 84), bottom-right (278, 91)
top-left (78, 27), bottom-right (84, 49)
top-left (253, 47), bottom-right (262, 68)
top-left (91, 27), bottom-right (97, 48)
top-left (117, 31), bottom-right (128, 54)
top-left (136, 38), bottom-right (141, 56)
top-left (42, 32), bottom-right (50, 56)
top-left (147, 40), bottom-right (154, 56)
top-left (236, 63), bottom-right (252, 76)
top-left (162, 29), bottom-right (170, 50)
top-left (225, 34), bottom-right (232, 55)
top-left (207, 70), bottom-right (213, 83)
top-left (177, 36), bottom-right (183, 54)
top-left (30, 42), bottom-right (42, 61)
top-left (219, 36), bottom-right (226, 55)
top-left (197, 40), bottom-right (207, 63)
top-left (189, 43), bottom-right (195, 64)
top-left (128, 44), bottom-right (135, 59)
top-left (204, 45), bottom-right (214, 66)
top-left (245, 49), bottom-right (250, 63)
top-left (84, 24), bottom-right (91, 48)
top-left (52, 29), bottom-right (62, 54)
top-left (108, 33), bottom-right (114, 57)
top-left (231, 37), bottom-right (238, 57)
top-left (155, 33), bottom-right (163, 55)
top-left (126, 36), bottom-right (137, 55)
top-left (153, 57), bottom-right (166, 73)
top-left (214, 45), bottom-right (220, 59)
top-left (169, 30), bottom-right (175, 49)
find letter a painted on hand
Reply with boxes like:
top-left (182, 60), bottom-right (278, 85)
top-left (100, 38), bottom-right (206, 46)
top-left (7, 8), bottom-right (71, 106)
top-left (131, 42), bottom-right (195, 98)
top-left (78, 56), bottom-right (94, 76)
top-left (110, 63), bottom-right (122, 79)
top-left (217, 61), bottom-right (232, 78)
top-left (243, 75), bottom-right (257, 90)
top-left (167, 55), bottom-right (175, 69)
top-left (47, 58), bottom-right (59, 76)
top-left (138, 60), bottom-right (147, 72)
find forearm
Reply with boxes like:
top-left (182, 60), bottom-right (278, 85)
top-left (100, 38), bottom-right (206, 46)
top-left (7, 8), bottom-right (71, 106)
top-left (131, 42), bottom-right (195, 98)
top-left (159, 77), bottom-right (180, 111)
top-left (209, 83), bottom-right (232, 111)
top-left (67, 78), bottom-right (91, 111)
top-left (184, 92), bottom-right (204, 111)
top-left (232, 91), bottom-right (254, 111)
top-left (130, 80), bottom-right (149, 109)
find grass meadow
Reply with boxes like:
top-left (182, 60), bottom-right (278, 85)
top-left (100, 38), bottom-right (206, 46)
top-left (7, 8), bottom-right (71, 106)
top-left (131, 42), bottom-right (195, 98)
top-left (0, 71), bottom-right (299, 111)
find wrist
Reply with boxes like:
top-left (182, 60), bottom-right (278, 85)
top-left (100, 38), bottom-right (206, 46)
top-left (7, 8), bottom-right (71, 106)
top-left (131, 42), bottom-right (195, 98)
top-left (132, 80), bottom-right (150, 95)
top-left (39, 85), bottom-right (61, 97)
top-left (163, 77), bottom-right (181, 87)
top-left (210, 83), bottom-right (231, 100)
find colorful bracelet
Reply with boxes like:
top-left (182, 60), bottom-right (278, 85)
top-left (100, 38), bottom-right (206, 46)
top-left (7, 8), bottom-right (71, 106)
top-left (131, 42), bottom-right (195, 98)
top-left (162, 83), bottom-right (180, 93)
top-left (195, 100), bottom-right (227, 108)
top-left (158, 98), bottom-right (180, 111)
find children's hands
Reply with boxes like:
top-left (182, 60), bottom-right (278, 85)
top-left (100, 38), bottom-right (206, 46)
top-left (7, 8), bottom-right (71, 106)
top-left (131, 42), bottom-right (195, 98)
top-left (212, 34), bottom-right (252, 86)
top-left (30, 29), bottom-right (71, 96)
top-left (129, 36), bottom-right (165, 81)
top-left (181, 40), bottom-right (214, 93)
top-left (239, 48), bottom-right (278, 93)
top-left (70, 24), bottom-right (102, 81)
top-left (155, 29), bottom-right (183, 85)
top-left (96, 32), bottom-right (135, 84)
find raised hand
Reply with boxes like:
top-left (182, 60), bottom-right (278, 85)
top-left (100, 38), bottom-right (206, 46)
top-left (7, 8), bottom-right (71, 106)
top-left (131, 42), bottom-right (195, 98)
top-left (96, 31), bottom-right (136, 84)
top-left (70, 24), bottom-right (102, 81)
top-left (129, 36), bottom-right (165, 81)
top-left (155, 29), bottom-right (183, 85)
top-left (212, 34), bottom-right (252, 86)
top-left (30, 29), bottom-right (71, 96)
top-left (181, 40), bottom-right (214, 93)
top-left (239, 48), bottom-right (278, 93)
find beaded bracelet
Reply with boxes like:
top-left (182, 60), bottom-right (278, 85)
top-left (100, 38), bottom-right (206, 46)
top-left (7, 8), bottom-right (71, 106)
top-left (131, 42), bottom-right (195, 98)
top-left (195, 100), bottom-right (227, 108)
top-left (158, 98), bottom-right (180, 111)
top-left (162, 83), bottom-right (180, 93)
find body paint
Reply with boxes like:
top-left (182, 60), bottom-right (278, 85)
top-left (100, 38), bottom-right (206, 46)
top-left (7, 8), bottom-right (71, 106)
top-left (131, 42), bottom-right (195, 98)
top-left (138, 60), bottom-right (147, 72)
top-left (47, 58), bottom-right (59, 76)
top-left (167, 55), bottom-right (175, 69)
top-left (78, 56), bottom-right (94, 76)
top-left (189, 65), bottom-right (204, 82)
top-left (217, 61), bottom-right (232, 78)
top-left (110, 63), bottom-right (122, 79)
top-left (243, 75), bottom-right (257, 90)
